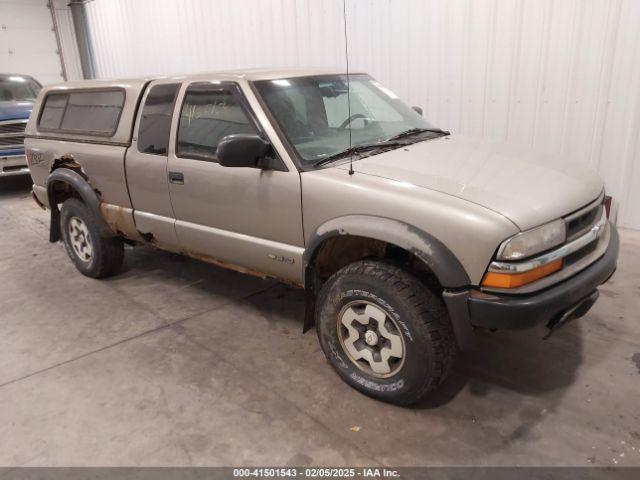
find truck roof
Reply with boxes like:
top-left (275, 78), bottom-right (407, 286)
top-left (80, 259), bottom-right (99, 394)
top-left (26, 67), bottom-right (362, 145)
top-left (40, 67), bottom-right (353, 91)
top-left (166, 67), bottom-right (353, 81)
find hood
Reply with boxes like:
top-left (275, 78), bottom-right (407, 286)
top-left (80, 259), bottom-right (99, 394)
top-left (0, 101), bottom-right (33, 121)
top-left (337, 135), bottom-right (603, 231)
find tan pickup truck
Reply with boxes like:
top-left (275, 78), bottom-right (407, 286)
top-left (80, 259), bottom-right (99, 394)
top-left (25, 68), bottom-right (618, 405)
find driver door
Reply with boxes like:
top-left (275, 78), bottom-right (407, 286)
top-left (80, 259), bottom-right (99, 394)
top-left (166, 81), bottom-right (304, 283)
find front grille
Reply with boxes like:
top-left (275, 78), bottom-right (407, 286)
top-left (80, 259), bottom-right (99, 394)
top-left (565, 203), bottom-right (602, 242)
top-left (0, 120), bottom-right (26, 149)
top-left (0, 136), bottom-right (24, 147)
top-left (1, 164), bottom-right (28, 173)
top-left (0, 122), bottom-right (26, 135)
top-left (564, 238), bottom-right (599, 266)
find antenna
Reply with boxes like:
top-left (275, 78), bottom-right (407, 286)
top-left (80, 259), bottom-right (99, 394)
top-left (342, 0), bottom-right (354, 175)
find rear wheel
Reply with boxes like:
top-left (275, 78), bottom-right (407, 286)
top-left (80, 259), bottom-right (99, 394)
top-left (60, 198), bottom-right (124, 278)
top-left (316, 260), bottom-right (456, 405)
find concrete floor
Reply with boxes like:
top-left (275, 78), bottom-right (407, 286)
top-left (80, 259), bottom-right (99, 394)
top-left (0, 175), bottom-right (639, 467)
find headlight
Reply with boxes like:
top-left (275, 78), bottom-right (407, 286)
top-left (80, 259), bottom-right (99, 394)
top-left (497, 219), bottom-right (566, 260)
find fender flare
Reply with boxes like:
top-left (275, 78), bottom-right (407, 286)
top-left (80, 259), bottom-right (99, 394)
top-left (302, 215), bottom-right (475, 350)
top-left (46, 168), bottom-right (115, 242)
top-left (303, 215), bottom-right (470, 288)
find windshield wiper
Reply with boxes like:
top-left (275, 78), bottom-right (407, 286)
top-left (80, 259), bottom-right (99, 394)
top-left (313, 141), bottom-right (406, 168)
top-left (387, 127), bottom-right (450, 141)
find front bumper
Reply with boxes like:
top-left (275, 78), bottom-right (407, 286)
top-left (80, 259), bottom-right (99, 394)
top-left (444, 223), bottom-right (619, 349)
top-left (470, 223), bottom-right (618, 329)
top-left (0, 153), bottom-right (29, 177)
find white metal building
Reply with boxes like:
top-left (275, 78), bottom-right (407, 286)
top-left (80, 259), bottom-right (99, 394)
top-left (2, 0), bottom-right (639, 229)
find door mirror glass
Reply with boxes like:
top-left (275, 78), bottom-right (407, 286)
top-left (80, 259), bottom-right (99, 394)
top-left (217, 134), bottom-right (271, 168)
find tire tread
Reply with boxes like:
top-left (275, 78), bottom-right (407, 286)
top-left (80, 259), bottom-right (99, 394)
top-left (61, 198), bottom-right (124, 279)
top-left (319, 259), bottom-right (456, 405)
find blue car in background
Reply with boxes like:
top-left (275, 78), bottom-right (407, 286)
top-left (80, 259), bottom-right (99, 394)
top-left (0, 74), bottom-right (41, 177)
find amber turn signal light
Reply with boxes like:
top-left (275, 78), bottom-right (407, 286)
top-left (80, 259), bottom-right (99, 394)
top-left (481, 259), bottom-right (563, 289)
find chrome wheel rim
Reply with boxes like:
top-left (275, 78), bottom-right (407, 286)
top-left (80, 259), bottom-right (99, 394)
top-left (68, 216), bottom-right (93, 263)
top-left (337, 300), bottom-right (405, 378)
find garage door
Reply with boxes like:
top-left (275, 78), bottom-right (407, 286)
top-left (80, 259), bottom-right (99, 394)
top-left (0, 0), bottom-right (64, 86)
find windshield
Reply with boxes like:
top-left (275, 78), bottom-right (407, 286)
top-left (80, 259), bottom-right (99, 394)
top-left (254, 74), bottom-right (439, 165)
top-left (0, 76), bottom-right (41, 102)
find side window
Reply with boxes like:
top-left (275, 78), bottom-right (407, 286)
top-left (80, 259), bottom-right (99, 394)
top-left (138, 83), bottom-right (180, 155)
top-left (176, 85), bottom-right (257, 161)
top-left (39, 93), bottom-right (68, 129)
top-left (38, 89), bottom-right (125, 135)
top-left (61, 91), bottom-right (124, 134)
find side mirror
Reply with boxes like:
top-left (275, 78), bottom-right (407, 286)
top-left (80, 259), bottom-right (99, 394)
top-left (412, 106), bottom-right (423, 116)
top-left (217, 134), bottom-right (271, 168)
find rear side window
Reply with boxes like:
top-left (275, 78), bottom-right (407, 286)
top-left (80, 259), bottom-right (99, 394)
top-left (38, 89), bottom-right (125, 136)
top-left (39, 93), bottom-right (68, 129)
top-left (176, 85), bottom-right (257, 161)
top-left (137, 83), bottom-right (180, 155)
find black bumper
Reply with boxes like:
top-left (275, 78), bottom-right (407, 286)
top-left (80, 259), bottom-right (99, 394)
top-left (469, 224), bottom-right (619, 330)
top-left (443, 224), bottom-right (619, 350)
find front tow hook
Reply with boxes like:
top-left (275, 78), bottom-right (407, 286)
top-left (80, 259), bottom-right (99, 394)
top-left (543, 290), bottom-right (600, 340)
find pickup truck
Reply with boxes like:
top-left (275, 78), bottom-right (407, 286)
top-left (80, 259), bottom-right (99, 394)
top-left (25, 68), bottom-right (618, 405)
top-left (1, 74), bottom-right (41, 177)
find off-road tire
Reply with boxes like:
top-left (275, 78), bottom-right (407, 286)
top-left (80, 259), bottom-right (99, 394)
top-left (316, 260), bottom-right (456, 405)
top-left (60, 198), bottom-right (124, 278)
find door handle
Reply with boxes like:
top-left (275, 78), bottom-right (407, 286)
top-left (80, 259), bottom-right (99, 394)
top-left (168, 171), bottom-right (184, 185)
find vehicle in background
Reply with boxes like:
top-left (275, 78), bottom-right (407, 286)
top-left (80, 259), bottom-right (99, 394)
top-left (0, 74), bottom-right (41, 178)
top-left (24, 69), bottom-right (618, 405)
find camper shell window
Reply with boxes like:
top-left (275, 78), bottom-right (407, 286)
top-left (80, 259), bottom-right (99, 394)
top-left (38, 89), bottom-right (125, 136)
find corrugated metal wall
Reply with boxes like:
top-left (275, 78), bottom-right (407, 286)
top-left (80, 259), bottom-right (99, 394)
top-left (51, 0), bottom-right (83, 82)
top-left (83, 0), bottom-right (640, 229)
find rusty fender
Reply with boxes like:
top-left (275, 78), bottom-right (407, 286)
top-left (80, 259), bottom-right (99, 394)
top-left (100, 203), bottom-right (144, 241)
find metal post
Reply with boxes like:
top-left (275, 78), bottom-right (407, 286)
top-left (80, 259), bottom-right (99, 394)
top-left (69, 0), bottom-right (95, 79)
top-left (48, 1), bottom-right (68, 81)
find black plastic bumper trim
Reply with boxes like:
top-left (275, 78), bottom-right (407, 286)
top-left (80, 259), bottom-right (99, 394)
top-left (466, 224), bottom-right (619, 330)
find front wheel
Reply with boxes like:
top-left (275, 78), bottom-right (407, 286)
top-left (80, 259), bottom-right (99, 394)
top-left (60, 198), bottom-right (124, 278)
top-left (316, 260), bottom-right (456, 405)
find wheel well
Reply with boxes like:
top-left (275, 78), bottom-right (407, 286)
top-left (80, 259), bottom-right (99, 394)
top-left (302, 234), bottom-right (445, 333)
top-left (48, 179), bottom-right (81, 207)
top-left (46, 159), bottom-right (109, 243)
top-left (303, 222), bottom-right (473, 345)
top-left (311, 235), bottom-right (443, 292)
top-left (48, 158), bottom-right (88, 207)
